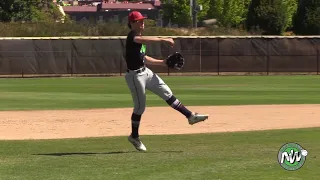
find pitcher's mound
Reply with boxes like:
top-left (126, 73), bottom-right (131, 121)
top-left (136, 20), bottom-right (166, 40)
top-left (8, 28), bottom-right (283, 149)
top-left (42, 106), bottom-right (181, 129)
top-left (1, 104), bottom-right (320, 140)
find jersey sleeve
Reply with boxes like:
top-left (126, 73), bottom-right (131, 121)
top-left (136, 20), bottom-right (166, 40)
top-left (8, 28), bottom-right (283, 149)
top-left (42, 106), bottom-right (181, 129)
top-left (128, 31), bottom-right (140, 45)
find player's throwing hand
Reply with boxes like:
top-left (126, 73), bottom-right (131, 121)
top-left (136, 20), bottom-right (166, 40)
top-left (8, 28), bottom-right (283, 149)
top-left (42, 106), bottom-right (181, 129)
top-left (162, 38), bottom-right (174, 47)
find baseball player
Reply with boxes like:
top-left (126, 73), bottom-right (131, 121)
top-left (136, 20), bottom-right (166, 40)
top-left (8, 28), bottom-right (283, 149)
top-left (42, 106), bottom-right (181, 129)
top-left (125, 11), bottom-right (209, 152)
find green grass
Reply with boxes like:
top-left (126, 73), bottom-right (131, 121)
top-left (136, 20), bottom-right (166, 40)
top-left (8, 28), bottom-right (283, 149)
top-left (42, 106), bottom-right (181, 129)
top-left (0, 75), bottom-right (320, 110)
top-left (0, 75), bottom-right (319, 179)
top-left (0, 127), bottom-right (318, 180)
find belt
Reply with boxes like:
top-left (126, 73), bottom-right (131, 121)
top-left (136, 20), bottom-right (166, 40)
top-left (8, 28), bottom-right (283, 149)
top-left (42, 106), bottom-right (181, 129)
top-left (127, 67), bottom-right (146, 73)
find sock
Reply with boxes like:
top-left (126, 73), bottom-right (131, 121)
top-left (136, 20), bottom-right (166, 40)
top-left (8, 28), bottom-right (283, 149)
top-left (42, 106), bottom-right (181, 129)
top-left (131, 113), bottom-right (141, 138)
top-left (166, 95), bottom-right (192, 118)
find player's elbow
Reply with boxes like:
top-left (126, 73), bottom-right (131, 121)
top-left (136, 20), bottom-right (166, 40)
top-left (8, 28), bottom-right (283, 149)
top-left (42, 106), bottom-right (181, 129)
top-left (145, 55), bottom-right (156, 61)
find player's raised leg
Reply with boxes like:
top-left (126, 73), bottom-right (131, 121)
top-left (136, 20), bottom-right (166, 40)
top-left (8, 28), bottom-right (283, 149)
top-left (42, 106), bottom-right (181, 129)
top-left (145, 68), bottom-right (208, 125)
top-left (125, 71), bottom-right (148, 151)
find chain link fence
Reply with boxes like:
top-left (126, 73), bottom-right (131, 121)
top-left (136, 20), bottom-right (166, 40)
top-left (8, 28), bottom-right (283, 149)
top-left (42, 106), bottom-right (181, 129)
top-left (0, 36), bottom-right (319, 77)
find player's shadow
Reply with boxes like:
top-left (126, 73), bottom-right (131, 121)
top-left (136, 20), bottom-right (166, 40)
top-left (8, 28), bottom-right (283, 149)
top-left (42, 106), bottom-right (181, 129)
top-left (32, 150), bottom-right (183, 156)
top-left (32, 151), bottom-right (135, 156)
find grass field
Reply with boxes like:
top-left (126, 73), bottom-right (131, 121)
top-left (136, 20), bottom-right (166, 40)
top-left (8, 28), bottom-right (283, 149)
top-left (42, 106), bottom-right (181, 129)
top-left (0, 75), bottom-right (320, 110)
top-left (0, 75), bottom-right (319, 180)
top-left (0, 128), bottom-right (319, 180)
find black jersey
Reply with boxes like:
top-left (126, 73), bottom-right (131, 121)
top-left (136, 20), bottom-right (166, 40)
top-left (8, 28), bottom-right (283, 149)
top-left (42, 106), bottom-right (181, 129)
top-left (125, 31), bottom-right (146, 70)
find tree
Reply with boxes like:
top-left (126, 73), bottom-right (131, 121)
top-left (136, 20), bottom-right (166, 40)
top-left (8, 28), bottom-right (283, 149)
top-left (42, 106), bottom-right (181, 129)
top-left (207, 0), bottom-right (251, 28)
top-left (293, 0), bottom-right (320, 35)
top-left (283, 0), bottom-right (298, 30)
top-left (0, 0), bottom-right (30, 22)
top-left (160, 0), bottom-right (191, 27)
top-left (160, 0), bottom-right (210, 27)
top-left (195, 0), bottom-right (211, 22)
top-left (246, 0), bottom-right (288, 35)
top-left (0, 0), bottom-right (61, 22)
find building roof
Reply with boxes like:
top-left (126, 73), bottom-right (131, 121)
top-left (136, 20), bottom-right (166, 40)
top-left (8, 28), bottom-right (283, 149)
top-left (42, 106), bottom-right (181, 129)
top-left (101, 3), bottom-right (155, 10)
top-left (62, 6), bottom-right (97, 12)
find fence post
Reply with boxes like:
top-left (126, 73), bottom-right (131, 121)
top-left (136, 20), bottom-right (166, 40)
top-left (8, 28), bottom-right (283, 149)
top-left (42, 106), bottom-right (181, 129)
top-left (120, 57), bottom-right (122, 76)
top-left (199, 37), bottom-right (202, 73)
top-left (70, 50), bottom-right (74, 76)
top-left (167, 40), bottom-right (170, 76)
top-left (317, 48), bottom-right (319, 75)
top-left (22, 53), bottom-right (25, 78)
top-left (217, 38), bottom-right (220, 75)
top-left (67, 50), bottom-right (70, 76)
top-left (267, 38), bottom-right (270, 75)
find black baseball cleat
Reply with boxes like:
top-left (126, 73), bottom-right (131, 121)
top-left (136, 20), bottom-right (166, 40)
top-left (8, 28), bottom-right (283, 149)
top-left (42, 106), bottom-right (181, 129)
top-left (128, 135), bottom-right (147, 151)
top-left (188, 112), bottom-right (209, 125)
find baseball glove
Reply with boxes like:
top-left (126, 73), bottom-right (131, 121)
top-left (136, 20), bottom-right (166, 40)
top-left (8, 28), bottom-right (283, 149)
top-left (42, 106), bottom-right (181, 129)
top-left (165, 52), bottom-right (185, 70)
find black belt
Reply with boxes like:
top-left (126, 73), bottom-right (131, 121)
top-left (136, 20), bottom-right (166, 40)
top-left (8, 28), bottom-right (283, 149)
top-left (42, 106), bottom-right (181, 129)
top-left (127, 67), bottom-right (146, 73)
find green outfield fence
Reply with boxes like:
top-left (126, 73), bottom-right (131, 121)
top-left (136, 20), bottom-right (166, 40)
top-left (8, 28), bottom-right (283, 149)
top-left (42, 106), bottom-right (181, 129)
top-left (0, 36), bottom-right (319, 77)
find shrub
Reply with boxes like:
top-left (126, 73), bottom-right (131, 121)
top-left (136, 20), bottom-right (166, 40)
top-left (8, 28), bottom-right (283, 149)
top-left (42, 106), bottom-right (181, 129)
top-left (207, 0), bottom-right (251, 28)
top-left (246, 0), bottom-right (288, 35)
top-left (293, 0), bottom-right (320, 35)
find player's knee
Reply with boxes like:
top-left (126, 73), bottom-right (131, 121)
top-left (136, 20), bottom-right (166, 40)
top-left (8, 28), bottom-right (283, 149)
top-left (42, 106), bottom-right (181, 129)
top-left (167, 91), bottom-right (173, 99)
top-left (160, 90), bottom-right (173, 101)
top-left (134, 106), bottom-right (145, 115)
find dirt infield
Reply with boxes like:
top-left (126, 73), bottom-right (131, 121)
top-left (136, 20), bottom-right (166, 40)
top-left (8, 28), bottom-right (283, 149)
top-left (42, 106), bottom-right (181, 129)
top-left (1, 104), bottom-right (320, 140)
